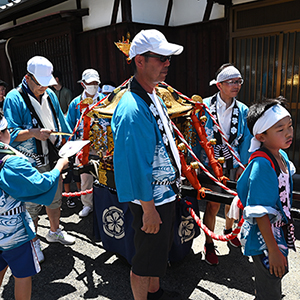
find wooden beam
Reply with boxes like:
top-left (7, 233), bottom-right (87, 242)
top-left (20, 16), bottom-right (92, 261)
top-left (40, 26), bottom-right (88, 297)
top-left (121, 0), bottom-right (132, 23)
top-left (203, 0), bottom-right (214, 22)
top-left (0, 0), bottom-right (68, 26)
top-left (164, 0), bottom-right (173, 26)
top-left (111, 0), bottom-right (120, 25)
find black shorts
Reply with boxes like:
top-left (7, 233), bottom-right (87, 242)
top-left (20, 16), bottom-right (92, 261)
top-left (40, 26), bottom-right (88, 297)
top-left (63, 169), bottom-right (80, 184)
top-left (252, 254), bottom-right (288, 300)
top-left (129, 201), bottom-right (176, 277)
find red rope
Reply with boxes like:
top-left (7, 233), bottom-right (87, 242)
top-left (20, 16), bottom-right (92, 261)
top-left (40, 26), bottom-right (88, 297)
top-left (173, 121), bottom-right (238, 197)
top-left (68, 78), bottom-right (131, 142)
top-left (172, 121), bottom-right (245, 241)
top-left (62, 188), bottom-right (93, 198)
top-left (189, 206), bottom-right (244, 241)
top-left (161, 81), bottom-right (245, 170)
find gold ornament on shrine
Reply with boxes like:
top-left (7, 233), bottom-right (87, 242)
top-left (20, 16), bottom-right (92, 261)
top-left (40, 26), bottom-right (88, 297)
top-left (114, 32), bottom-right (131, 61)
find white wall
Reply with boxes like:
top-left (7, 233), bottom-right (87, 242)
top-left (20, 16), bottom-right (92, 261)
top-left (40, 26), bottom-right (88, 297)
top-left (0, 0), bottom-right (258, 33)
top-left (169, 0), bottom-right (224, 26)
top-left (81, 0), bottom-right (225, 29)
top-left (131, 0), bottom-right (169, 26)
top-left (81, 0), bottom-right (121, 31)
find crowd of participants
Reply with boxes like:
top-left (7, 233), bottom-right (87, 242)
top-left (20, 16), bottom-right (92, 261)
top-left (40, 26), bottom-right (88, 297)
top-left (0, 29), bottom-right (296, 300)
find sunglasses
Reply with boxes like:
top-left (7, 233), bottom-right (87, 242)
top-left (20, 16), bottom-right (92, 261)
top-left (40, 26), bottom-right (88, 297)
top-left (142, 53), bottom-right (172, 63)
top-left (222, 79), bottom-right (244, 86)
top-left (29, 74), bottom-right (41, 86)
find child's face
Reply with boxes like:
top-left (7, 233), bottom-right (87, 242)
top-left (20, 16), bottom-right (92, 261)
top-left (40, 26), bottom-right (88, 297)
top-left (0, 128), bottom-right (11, 144)
top-left (259, 116), bottom-right (293, 152)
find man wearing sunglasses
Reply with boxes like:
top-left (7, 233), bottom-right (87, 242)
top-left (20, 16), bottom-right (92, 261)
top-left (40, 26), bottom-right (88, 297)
top-left (112, 29), bottom-right (183, 300)
top-left (193, 63), bottom-right (252, 266)
top-left (3, 56), bottom-right (74, 264)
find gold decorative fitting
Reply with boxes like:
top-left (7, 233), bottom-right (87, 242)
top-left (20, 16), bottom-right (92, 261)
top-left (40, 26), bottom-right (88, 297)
top-left (155, 86), bottom-right (193, 119)
top-left (191, 95), bottom-right (203, 103)
top-left (92, 89), bottom-right (127, 119)
top-left (114, 32), bottom-right (131, 58)
top-left (191, 162), bottom-right (199, 169)
top-left (114, 87), bottom-right (121, 94)
top-left (86, 109), bottom-right (102, 118)
top-left (98, 169), bottom-right (108, 185)
top-left (209, 138), bottom-right (217, 145)
top-left (178, 143), bottom-right (186, 151)
top-left (91, 124), bottom-right (100, 131)
top-left (82, 97), bottom-right (93, 105)
top-left (218, 157), bottom-right (225, 164)
top-left (167, 86), bottom-right (174, 93)
top-left (200, 115), bottom-right (207, 122)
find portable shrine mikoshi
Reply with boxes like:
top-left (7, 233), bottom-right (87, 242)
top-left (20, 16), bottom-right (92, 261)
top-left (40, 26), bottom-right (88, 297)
top-left (65, 34), bottom-right (299, 249)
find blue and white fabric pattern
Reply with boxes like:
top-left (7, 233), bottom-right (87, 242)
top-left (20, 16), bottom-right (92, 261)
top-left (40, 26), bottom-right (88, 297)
top-left (193, 93), bottom-right (252, 169)
top-left (0, 153), bottom-right (60, 251)
top-left (237, 149), bottom-right (294, 257)
top-left (112, 87), bottom-right (179, 206)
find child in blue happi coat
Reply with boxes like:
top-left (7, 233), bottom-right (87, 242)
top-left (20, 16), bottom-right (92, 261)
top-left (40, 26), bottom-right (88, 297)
top-left (0, 111), bottom-right (69, 300)
top-left (237, 97), bottom-right (296, 300)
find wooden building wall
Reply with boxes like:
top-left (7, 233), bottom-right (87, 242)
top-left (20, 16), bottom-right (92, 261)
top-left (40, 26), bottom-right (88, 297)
top-left (74, 19), bottom-right (228, 98)
top-left (0, 18), bottom-right (227, 101)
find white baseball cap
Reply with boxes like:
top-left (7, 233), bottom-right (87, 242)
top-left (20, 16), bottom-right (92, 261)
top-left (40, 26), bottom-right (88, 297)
top-left (102, 84), bottom-right (115, 94)
top-left (78, 69), bottom-right (100, 84)
top-left (27, 56), bottom-right (57, 87)
top-left (129, 29), bottom-right (183, 60)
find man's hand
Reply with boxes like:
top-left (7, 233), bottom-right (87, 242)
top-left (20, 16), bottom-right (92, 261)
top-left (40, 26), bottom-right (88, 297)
top-left (55, 157), bottom-right (69, 172)
top-left (140, 200), bottom-right (162, 234)
top-left (14, 128), bottom-right (52, 142)
top-left (31, 128), bottom-right (52, 141)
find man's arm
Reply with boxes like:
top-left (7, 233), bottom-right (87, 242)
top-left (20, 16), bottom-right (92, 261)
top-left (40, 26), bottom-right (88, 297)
top-left (140, 200), bottom-right (162, 234)
top-left (256, 215), bottom-right (287, 278)
top-left (14, 128), bottom-right (51, 142)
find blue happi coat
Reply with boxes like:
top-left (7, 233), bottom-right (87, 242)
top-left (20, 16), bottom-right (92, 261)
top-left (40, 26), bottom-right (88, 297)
top-left (237, 150), bottom-right (293, 257)
top-left (0, 153), bottom-right (60, 250)
top-left (193, 94), bottom-right (252, 168)
top-left (111, 90), bottom-right (178, 205)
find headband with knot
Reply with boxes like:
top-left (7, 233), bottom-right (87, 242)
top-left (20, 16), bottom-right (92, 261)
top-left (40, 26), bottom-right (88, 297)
top-left (249, 104), bottom-right (291, 152)
top-left (209, 66), bottom-right (242, 86)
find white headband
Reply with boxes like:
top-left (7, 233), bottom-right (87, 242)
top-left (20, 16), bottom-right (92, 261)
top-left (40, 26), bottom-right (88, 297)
top-left (0, 117), bottom-right (7, 131)
top-left (209, 66), bottom-right (242, 86)
top-left (249, 104), bottom-right (291, 152)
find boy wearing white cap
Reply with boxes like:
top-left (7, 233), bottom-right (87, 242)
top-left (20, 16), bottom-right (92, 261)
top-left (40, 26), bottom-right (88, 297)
top-left (194, 63), bottom-right (252, 265)
top-left (237, 98), bottom-right (295, 300)
top-left (66, 69), bottom-right (105, 217)
top-left (112, 29), bottom-right (183, 300)
top-left (4, 56), bottom-right (75, 263)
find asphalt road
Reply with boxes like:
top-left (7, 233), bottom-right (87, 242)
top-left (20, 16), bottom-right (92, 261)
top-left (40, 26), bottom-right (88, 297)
top-left (0, 198), bottom-right (299, 300)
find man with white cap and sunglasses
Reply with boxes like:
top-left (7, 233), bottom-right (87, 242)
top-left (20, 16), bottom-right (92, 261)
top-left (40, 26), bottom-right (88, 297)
top-left (193, 63), bottom-right (252, 266)
top-left (112, 29), bottom-right (183, 300)
top-left (4, 56), bottom-right (75, 263)
top-left (66, 69), bottom-right (105, 217)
